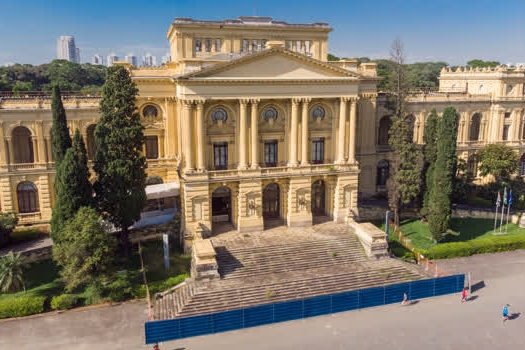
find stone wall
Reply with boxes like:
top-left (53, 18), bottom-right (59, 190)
top-left (347, 219), bottom-right (388, 259)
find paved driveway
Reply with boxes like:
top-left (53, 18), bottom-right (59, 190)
top-left (2, 250), bottom-right (525, 350)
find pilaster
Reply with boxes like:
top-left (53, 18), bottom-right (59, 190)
top-left (300, 98), bottom-right (311, 166)
top-left (182, 100), bottom-right (194, 171)
top-left (286, 176), bottom-right (313, 227)
top-left (196, 100), bottom-right (206, 171)
top-left (336, 97), bottom-right (348, 164)
top-left (250, 99), bottom-right (260, 169)
top-left (0, 122), bottom-right (7, 166)
top-left (333, 173), bottom-right (359, 223)
top-left (288, 98), bottom-right (300, 166)
top-left (0, 176), bottom-right (14, 212)
top-left (238, 99), bottom-right (249, 169)
top-left (237, 179), bottom-right (264, 232)
top-left (347, 97), bottom-right (358, 164)
top-left (38, 174), bottom-right (52, 220)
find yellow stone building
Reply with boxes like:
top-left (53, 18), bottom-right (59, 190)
top-left (1, 16), bottom-right (525, 239)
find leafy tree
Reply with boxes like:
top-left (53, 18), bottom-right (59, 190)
top-left (0, 212), bottom-right (18, 248)
top-left (53, 207), bottom-right (117, 292)
top-left (428, 107), bottom-right (459, 241)
top-left (94, 65), bottom-right (147, 257)
top-left (421, 109), bottom-right (439, 216)
top-left (327, 53), bottom-right (340, 61)
top-left (386, 38), bottom-right (422, 226)
top-left (51, 85), bottom-right (72, 165)
top-left (467, 59), bottom-right (500, 68)
top-left (406, 62), bottom-right (448, 88)
top-left (50, 129), bottom-right (94, 239)
top-left (476, 144), bottom-right (519, 181)
top-left (0, 251), bottom-right (25, 293)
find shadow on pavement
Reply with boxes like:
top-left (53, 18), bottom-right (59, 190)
top-left (406, 300), bottom-right (420, 306)
top-left (509, 312), bottom-right (521, 321)
top-left (467, 295), bottom-right (479, 302)
top-left (471, 280), bottom-right (485, 293)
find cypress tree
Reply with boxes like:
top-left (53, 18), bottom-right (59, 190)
top-left (421, 109), bottom-right (439, 217)
top-left (94, 65), bottom-right (146, 257)
top-left (428, 107), bottom-right (459, 241)
top-left (51, 85), bottom-right (72, 165)
top-left (50, 129), bottom-right (94, 240)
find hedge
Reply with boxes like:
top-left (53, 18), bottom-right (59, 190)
top-left (0, 296), bottom-right (47, 318)
top-left (132, 273), bottom-right (189, 299)
top-left (51, 294), bottom-right (81, 310)
top-left (420, 235), bottom-right (525, 259)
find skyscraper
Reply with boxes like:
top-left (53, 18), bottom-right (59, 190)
top-left (143, 53), bottom-right (157, 67)
top-left (92, 54), bottom-right (104, 65)
top-left (161, 53), bottom-right (171, 64)
top-left (57, 36), bottom-right (80, 63)
top-left (106, 54), bottom-right (118, 66)
top-left (125, 54), bottom-right (138, 66)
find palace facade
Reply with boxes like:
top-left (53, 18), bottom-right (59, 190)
top-left (1, 16), bottom-right (525, 238)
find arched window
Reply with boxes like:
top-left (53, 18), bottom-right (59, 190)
top-left (17, 181), bottom-right (39, 213)
top-left (520, 154), bottom-right (525, 176)
top-left (262, 107), bottom-right (278, 121)
top-left (12, 126), bottom-right (34, 163)
top-left (469, 113), bottom-right (482, 141)
top-left (376, 160), bottom-right (390, 186)
top-left (378, 116), bottom-right (392, 145)
top-left (211, 108), bottom-right (228, 121)
top-left (86, 124), bottom-right (96, 161)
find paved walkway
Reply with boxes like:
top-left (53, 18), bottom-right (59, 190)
top-left (0, 237), bottom-right (51, 257)
top-left (2, 250), bottom-right (525, 349)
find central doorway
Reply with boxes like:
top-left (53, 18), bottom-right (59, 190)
top-left (311, 180), bottom-right (326, 216)
top-left (212, 186), bottom-right (231, 223)
top-left (262, 183), bottom-right (280, 218)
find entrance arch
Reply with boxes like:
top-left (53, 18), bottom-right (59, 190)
top-left (311, 180), bottom-right (326, 216)
top-left (211, 186), bottom-right (231, 223)
top-left (262, 183), bottom-right (280, 219)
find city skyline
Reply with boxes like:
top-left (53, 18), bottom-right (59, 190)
top-left (2, 0), bottom-right (525, 66)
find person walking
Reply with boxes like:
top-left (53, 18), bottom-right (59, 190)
top-left (503, 304), bottom-right (510, 322)
top-left (402, 292), bottom-right (408, 305)
top-left (461, 287), bottom-right (468, 302)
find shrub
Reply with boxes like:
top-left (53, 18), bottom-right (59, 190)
top-left (0, 296), bottom-right (46, 318)
top-left (422, 235), bottom-right (525, 259)
top-left (133, 273), bottom-right (189, 299)
top-left (50, 294), bottom-right (81, 310)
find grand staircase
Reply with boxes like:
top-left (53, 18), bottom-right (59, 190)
top-left (154, 232), bottom-right (426, 320)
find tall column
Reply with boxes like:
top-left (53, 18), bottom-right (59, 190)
top-left (250, 99), bottom-right (259, 168)
top-left (462, 112), bottom-right (470, 142)
top-left (238, 99), bottom-right (248, 169)
top-left (182, 101), bottom-right (194, 171)
top-left (196, 100), bottom-right (205, 171)
top-left (348, 98), bottom-right (358, 164)
top-left (0, 122), bottom-right (7, 165)
top-left (159, 134), bottom-right (165, 159)
top-left (32, 136), bottom-right (39, 163)
top-left (45, 136), bottom-right (53, 163)
top-left (35, 121), bottom-right (47, 163)
top-left (289, 98), bottom-right (300, 166)
top-left (6, 137), bottom-right (14, 165)
top-left (337, 97), bottom-right (347, 164)
top-left (301, 98), bottom-right (311, 166)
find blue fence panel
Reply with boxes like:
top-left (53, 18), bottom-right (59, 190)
top-left (243, 304), bottom-right (274, 328)
top-left (212, 309), bottom-right (243, 333)
top-left (331, 290), bottom-right (359, 313)
top-left (359, 287), bottom-right (384, 309)
top-left (145, 274), bottom-right (466, 344)
top-left (274, 300), bottom-right (303, 323)
top-left (434, 275), bottom-right (459, 296)
top-left (304, 295), bottom-right (332, 318)
top-left (384, 282), bottom-right (410, 305)
top-left (409, 278), bottom-right (435, 300)
top-left (145, 319), bottom-right (180, 344)
top-left (179, 314), bottom-right (213, 338)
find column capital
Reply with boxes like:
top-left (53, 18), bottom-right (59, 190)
top-left (349, 96), bottom-right (359, 104)
top-left (195, 99), bottom-right (206, 107)
top-left (181, 99), bottom-right (194, 108)
top-left (340, 96), bottom-right (351, 102)
top-left (291, 97), bottom-right (302, 105)
top-left (239, 99), bottom-right (250, 106)
top-left (301, 97), bottom-right (312, 104)
top-left (250, 98), bottom-right (260, 105)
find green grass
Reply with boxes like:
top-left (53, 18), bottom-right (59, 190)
top-left (10, 229), bottom-right (48, 244)
top-left (0, 240), bottom-right (191, 307)
top-left (374, 218), bottom-right (525, 250)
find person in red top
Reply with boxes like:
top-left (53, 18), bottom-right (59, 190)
top-left (153, 342), bottom-right (160, 350)
top-left (461, 287), bottom-right (468, 302)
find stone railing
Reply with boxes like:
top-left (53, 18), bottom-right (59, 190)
top-left (18, 212), bottom-right (42, 224)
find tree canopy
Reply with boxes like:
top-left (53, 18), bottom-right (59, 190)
top-left (476, 144), bottom-right (519, 181)
top-left (467, 59), bottom-right (500, 68)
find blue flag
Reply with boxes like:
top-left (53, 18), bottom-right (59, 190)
top-left (509, 190), bottom-right (513, 207)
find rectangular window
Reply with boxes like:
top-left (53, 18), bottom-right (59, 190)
top-left (252, 40), bottom-right (258, 51)
top-left (242, 39), bottom-right (250, 52)
top-left (504, 112), bottom-right (511, 119)
top-left (311, 138), bottom-right (325, 164)
top-left (214, 142), bottom-right (228, 170)
top-left (215, 39), bottom-right (221, 52)
top-left (502, 125), bottom-right (510, 141)
top-left (205, 39), bottom-right (212, 52)
top-left (264, 140), bottom-right (278, 167)
top-left (195, 39), bottom-right (202, 52)
top-left (145, 136), bottom-right (159, 159)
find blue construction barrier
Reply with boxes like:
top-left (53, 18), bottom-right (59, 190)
top-left (145, 274), bottom-right (465, 344)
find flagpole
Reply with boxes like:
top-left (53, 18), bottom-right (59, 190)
top-left (494, 203), bottom-right (499, 234)
top-left (500, 188), bottom-right (506, 233)
top-left (506, 190), bottom-right (512, 234)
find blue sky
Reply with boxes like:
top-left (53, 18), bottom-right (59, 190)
top-left (1, 0), bottom-right (524, 66)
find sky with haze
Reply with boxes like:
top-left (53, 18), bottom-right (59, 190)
top-left (1, 0), bottom-right (524, 66)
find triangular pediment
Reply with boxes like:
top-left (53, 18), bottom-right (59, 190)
top-left (181, 48), bottom-right (359, 80)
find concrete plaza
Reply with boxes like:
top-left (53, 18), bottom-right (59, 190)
top-left (1, 250), bottom-right (524, 349)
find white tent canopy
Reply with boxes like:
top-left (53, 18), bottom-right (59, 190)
top-left (145, 181), bottom-right (180, 200)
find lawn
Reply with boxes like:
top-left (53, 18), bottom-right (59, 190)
top-left (0, 239), bottom-right (191, 306)
top-left (375, 218), bottom-right (525, 250)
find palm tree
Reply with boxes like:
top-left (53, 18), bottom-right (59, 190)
top-left (0, 251), bottom-right (25, 293)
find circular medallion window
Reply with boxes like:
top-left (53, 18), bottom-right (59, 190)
top-left (263, 107), bottom-right (278, 121)
top-left (211, 108), bottom-right (228, 121)
top-left (142, 105), bottom-right (158, 119)
top-left (311, 106), bottom-right (325, 120)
